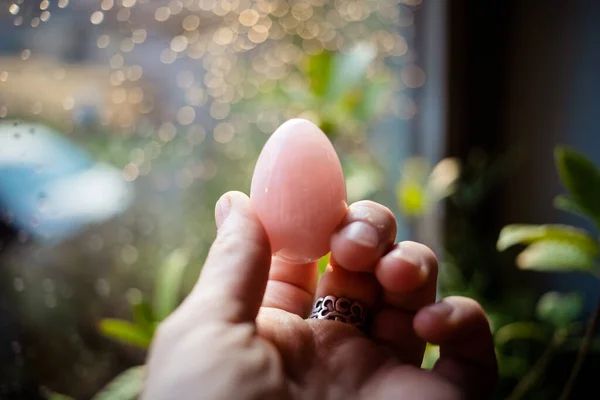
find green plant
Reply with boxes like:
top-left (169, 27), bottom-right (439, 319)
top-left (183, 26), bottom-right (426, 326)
top-left (496, 146), bottom-right (600, 399)
top-left (45, 249), bottom-right (191, 400)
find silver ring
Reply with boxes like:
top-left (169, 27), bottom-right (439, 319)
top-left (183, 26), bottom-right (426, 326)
top-left (309, 295), bottom-right (367, 332)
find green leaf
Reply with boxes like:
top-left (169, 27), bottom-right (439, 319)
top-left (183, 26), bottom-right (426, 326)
top-left (154, 248), bottom-right (189, 321)
top-left (325, 42), bottom-right (377, 103)
top-left (536, 291), bottom-right (583, 329)
top-left (46, 392), bottom-right (75, 400)
top-left (421, 343), bottom-right (440, 370)
top-left (397, 181), bottom-right (427, 217)
top-left (396, 156), bottom-right (432, 217)
top-left (132, 301), bottom-right (155, 336)
top-left (555, 146), bottom-right (600, 226)
top-left (98, 319), bottom-right (153, 349)
top-left (92, 366), bottom-right (145, 400)
top-left (494, 322), bottom-right (548, 346)
top-left (516, 240), bottom-right (596, 272)
top-left (426, 157), bottom-right (462, 202)
top-left (497, 224), bottom-right (599, 254)
top-left (305, 50), bottom-right (333, 98)
top-left (553, 194), bottom-right (590, 220)
top-left (318, 252), bottom-right (330, 279)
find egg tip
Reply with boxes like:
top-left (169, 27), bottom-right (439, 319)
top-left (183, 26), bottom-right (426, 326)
top-left (276, 117), bottom-right (324, 136)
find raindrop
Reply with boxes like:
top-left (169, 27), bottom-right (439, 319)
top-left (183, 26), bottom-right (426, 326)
top-left (160, 49), bottom-right (177, 64)
top-left (168, 0), bottom-right (183, 15)
top-left (62, 96), bottom-right (75, 110)
top-left (121, 245), bottom-right (138, 264)
top-left (126, 288), bottom-right (142, 304)
top-left (100, 0), bottom-right (114, 11)
top-left (132, 29), bottom-right (147, 44)
top-left (42, 278), bottom-right (55, 293)
top-left (44, 294), bottom-right (57, 308)
top-left (155, 6), bottom-right (170, 21)
top-left (117, 8), bottom-right (131, 21)
top-left (88, 234), bottom-right (104, 251)
top-left (127, 65), bottom-right (143, 81)
top-left (122, 163), bottom-right (139, 181)
top-left (213, 122), bottom-right (235, 143)
top-left (9, 4), bottom-right (19, 15)
top-left (95, 279), bottom-right (111, 297)
top-left (176, 106), bottom-right (195, 125)
top-left (210, 102), bottom-right (230, 120)
top-left (157, 122), bottom-right (176, 142)
top-left (13, 278), bottom-right (25, 292)
top-left (170, 36), bottom-right (189, 52)
top-left (58, 0), bottom-right (69, 8)
top-left (239, 9), bottom-right (259, 26)
top-left (182, 15), bottom-right (200, 31)
top-left (90, 11), bottom-right (104, 25)
top-left (110, 54), bottom-right (124, 69)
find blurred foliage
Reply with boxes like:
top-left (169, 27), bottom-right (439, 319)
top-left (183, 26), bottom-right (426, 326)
top-left (493, 146), bottom-right (600, 399)
top-left (396, 156), bottom-right (461, 217)
top-left (400, 145), bottom-right (600, 399)
top-left (86, 249), bottom-right (190, 399)
top-left (499, 147), bottom-right (600, 276)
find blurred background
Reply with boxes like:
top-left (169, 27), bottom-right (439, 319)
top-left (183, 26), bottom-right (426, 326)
top-left (1, 0), bottom-right (599, 399)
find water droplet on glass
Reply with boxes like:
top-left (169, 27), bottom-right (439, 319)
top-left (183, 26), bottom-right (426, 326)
top-left (44, 294), bottom-right (57, 308)
top-left (101, 0), bottom-right (114, 11)
top-left (90, 11), bottom-right (104, 25)
top-left (95, 279), bottom-right (111, 297)
top-left (121, 245), bottom-right (139, 264)
top-left (123, 163), bottom-right (139, 181)
top-left (126, 288), bottom-right (142, 305)
top-left (42, 278), bottom-right (55, 293)
top-left (13, 278), bottom-right (25, 292)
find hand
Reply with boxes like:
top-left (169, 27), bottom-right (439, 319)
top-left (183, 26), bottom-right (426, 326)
top-left (142, 191), bottom-right (498, 400)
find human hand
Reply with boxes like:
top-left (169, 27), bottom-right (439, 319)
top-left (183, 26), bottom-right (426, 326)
top-left (142, 191), bottom-right (498, 400)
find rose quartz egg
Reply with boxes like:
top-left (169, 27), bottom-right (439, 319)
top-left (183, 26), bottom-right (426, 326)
top-left (250, 118), bottom-right (348, 264)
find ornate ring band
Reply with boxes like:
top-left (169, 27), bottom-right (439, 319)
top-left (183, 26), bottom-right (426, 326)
top-left (309, 295), bottom-right (367, 332)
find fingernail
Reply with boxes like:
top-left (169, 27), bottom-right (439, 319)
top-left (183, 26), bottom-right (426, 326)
top-left (429, 301), bottom-right (454, 318)
top-left (215, 195), bottom-right (232, 229)
top-left (392, 244), bottom-right (429, 280)
top-left (343, 221), bottom-right (379, 248)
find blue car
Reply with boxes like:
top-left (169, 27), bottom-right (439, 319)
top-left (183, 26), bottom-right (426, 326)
top-left (0, 121), bottom-right (133, 244)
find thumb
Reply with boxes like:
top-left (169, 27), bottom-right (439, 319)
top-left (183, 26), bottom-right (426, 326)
top-left (187, 191), bottom-right (272, 323)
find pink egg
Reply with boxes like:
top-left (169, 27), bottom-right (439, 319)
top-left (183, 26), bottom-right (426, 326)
top-left (250, 118), bottom-right (348, 264)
